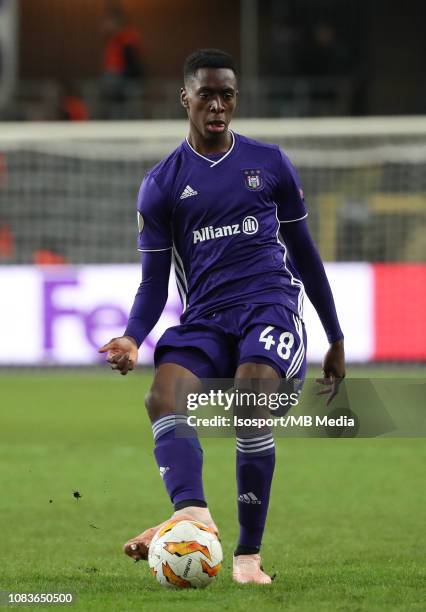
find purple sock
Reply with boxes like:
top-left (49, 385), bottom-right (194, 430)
top-left (152, 414), bottom-right (206, 509)
top-left (236, 433), bottom-right (275, 551)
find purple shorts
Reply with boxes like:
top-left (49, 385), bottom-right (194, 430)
top-left (155, 303), bottom-right (307, 380)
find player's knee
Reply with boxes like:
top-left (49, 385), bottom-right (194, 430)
top-left (145, 388), bottom-right (175, 421)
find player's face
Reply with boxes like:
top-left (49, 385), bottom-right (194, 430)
top-left (181, 68), bottom-right (238, 140)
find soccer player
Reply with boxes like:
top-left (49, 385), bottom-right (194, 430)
top-left (99, 49), bottom-right (345, 584)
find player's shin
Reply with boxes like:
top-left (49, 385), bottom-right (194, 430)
top-left (235, 434), bottom-right (275, 555)
top-left (152, 413), bottom-right (207, 510)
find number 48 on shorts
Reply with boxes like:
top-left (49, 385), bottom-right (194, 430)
top-left (244, 310), bottom-right (306, 380)
top-left (259, 325), bottom-right (294, 360)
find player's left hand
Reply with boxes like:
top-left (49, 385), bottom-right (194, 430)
top-left (316, 339), bottom-right (345, 405)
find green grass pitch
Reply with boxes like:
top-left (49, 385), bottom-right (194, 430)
top-left (0, 368), bottom-right (425, 611)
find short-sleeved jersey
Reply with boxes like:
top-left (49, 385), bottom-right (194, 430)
top-left (136, 131), bottom-right (307, 322)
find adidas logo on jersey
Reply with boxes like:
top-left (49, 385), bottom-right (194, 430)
top-left (238, 492), bottom-right (261, 504)
top-left (180, 185), bottom-right (198, 199)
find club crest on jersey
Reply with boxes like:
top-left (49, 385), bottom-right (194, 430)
top-left (243, 169), bottom-right (263, 191)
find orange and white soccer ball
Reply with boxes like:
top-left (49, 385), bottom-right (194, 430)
top-left (148, 519), bottom-right (222, 588)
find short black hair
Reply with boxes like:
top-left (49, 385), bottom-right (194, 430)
top-left (183, 49), bottom-right (237, 83)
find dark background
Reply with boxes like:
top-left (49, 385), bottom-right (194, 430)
top-left (7, 0), bottom-right (426, 119)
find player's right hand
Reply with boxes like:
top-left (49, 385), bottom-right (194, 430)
top-left (98, 336), bottom-right (138, 375)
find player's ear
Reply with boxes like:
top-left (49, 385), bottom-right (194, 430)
top-left (180, 87), bottom-right (189, 109)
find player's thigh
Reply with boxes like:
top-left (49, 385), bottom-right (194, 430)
top-left (148, 321), bottom-right (232, 420)
top-left (234, 361), bottom-right (280, 392)
top-left (238, 305), bottom-right (307, 381)
top-left (146, 362), bottom-right (202, 422)
top-left (155, 321), bottom-right (234, 378)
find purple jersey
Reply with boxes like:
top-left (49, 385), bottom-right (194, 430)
top-left (136, 132), bottom-right (308, 322)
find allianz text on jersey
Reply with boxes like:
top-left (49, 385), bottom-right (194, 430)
top-left (193, 216), bottom-right (259, 244)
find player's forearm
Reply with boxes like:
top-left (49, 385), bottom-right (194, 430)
top-left (124, 250), bottom-right (171, 347)
top-left (280, 220), bottom-right (344, 344)
top-left (304, 274), bottom-right (343, 344)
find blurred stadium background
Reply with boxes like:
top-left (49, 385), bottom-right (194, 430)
top-left (0, 0), bottom-right (425, 369)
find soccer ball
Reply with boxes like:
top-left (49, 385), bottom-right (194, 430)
top-left (148, 519), bottom-right (222, 588)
